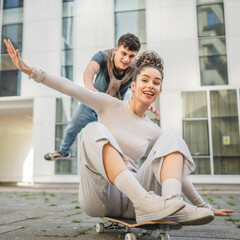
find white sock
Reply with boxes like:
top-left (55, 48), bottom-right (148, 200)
top-left (114, 170), bottom-right (147, 207)
top-left (162, 178), bottom-right (182, 198)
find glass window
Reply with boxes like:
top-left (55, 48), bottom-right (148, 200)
top-left (61, 66), bottom-right (73, 81)
top-left (197, 3), bottom-right (225, 37)
top-left (0, 70), bottom-right (21, 96)
top-left (197, 0), bottom-right (223, 4)
top-left (1, 24), bottom-right (23, 54)
top-left (199, 54), bottom-right (228, 86)
top-left (55, 157), bottom-right (77, 175)
top-left (114, 0), bottom-right (146, 51)
top-left (54, 124), bottom-right (77, 175)
top-left (182, 91), bottom-right (210, 174)
top-left (115, 10), bottom-right (146, 45)
top-left (62, 17), bottom-right (74, 49)
top-left (61, 49), bottom-right (73, 66)
top-left (55, 1), bottom-right (76, 175)
top-left (199, 37), bottom-right (226, 57)
top-left (198, 36), bottom-right (228, 86)
top-left (192, 157), bottom-right (211, 174)
top-left (182, 91), bottom-right (208, 118)
top-left (183, 120), bottom-right (209, 156)
top-left (2, 8), bottom-right (23, 24)
top-left (1, 54), bottom-right (18, 71)
top-left (56, 97), bottom-right (77, 123)
top-left (1, 0), bottom-right (23, 98)
top-left (115, 0), bottom-right (145, 12)
top-left (55, 97), bottom-right (78, 175)
top-left (210, 90), bottom-right (238, 117)
top-left (210, 90), bottom-right (240, 174)
top-left (3, 0), bottom-right (23, 9)
top-left (62, 1), bottom-right (74, 17)
top-left (197, 1), bottom-right (228, 86)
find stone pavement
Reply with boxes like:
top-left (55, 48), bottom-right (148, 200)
top-left (0, 183), bottom-right (239, 240)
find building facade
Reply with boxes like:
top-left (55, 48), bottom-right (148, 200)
top-left (0, 0), bottom-right (239, 184)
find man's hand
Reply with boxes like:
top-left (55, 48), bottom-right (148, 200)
top-left (148, 103), bottom-right (159, 120)
top-left (83, 61), bottom-right (100, 92)
top-left (4, 39), bottom-right (33, 75)
top-left (212, 208), bottom-right (234, 216)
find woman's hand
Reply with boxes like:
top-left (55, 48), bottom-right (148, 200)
top-left (148, 103), bottom-right (159, 120)
top-left (212, 208), bottom-right (234, 216)
top-left (4, 39), bottom-right (33, 75)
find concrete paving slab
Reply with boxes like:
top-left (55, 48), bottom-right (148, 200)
top-left (0, 184), bottom-right (239, 240)
top-left (0, 213), bottom-right (28, 225)
top-left (0, 226), bottom-right (24, 234)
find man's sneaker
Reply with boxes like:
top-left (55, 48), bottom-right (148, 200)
top-left (135, 192), bottom-right (185, 223)
top-left (162, 201), bottom-right (214, 225)
top-left (44, 150), bottom-right (71, 161)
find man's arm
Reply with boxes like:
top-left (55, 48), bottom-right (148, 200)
top-left (83, 60), bottom-right (100, 92)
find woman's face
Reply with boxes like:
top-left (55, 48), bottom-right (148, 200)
top-left (131, 67), bottom-right (162, 104)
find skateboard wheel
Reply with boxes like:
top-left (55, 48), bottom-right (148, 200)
top-left (160, 232), bottom-right (170, 240)
top-left (96, 223), bottom-right (104, 233)
top-left (125, 233), bottom-right (137, 240)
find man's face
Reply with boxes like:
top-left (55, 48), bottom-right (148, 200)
top-left (114, 45), bottom-right (138, 71)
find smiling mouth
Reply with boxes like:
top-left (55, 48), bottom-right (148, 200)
top-left (122, 62), bottom-right (129, 66)
top-left (143, 91), bottom-right (154, 97)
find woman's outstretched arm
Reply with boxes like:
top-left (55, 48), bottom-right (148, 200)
top-left (4, 39), bottom-right (115, 113)
top-left (182, 176), bottom-right (234, 216)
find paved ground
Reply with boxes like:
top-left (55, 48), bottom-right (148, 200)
top-left (0, 183), bottom-right (239, 240)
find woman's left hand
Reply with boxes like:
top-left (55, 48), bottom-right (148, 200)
top-left (212, 208), bottom-right (234, 216)
top-left (148, 103), bottom-right (159, 120)
top-left (4, 39), bottom-right (33, 75)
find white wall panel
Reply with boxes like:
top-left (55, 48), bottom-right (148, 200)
top-left (148, 40), bottom-right (199, 90)
top-left (226, 36), bottom-right (240, 86)
top-left (160, 90), bottom-right (182, 136)
top-left (147, 1), bottom-right (196, 42)
top-left (224, 0), bottom-right (240, 37)
top-left (33, 97), bottom-right (55, 180)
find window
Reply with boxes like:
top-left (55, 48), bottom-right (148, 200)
top-left (114, 0), bottom-right (146, 51)
top-left (55, 0), bottom-right (76, 175)
top-left (182, 90), bottom-right (240, 175)
top-left (0, 0), bottom-right (23, 96)
top-left (61, 48), bottom-right (73, 80)
top-left (61, 0), bottom-right (74, 80)
top-left (1, 24), bottom-right (23, 52)
top-left (182, 91), bottom-right (211, 174)
top-left (210, 90), bottom-right (240, 174)
top-left (3, 0), bottom-right (23, 9)
top-left (196, 0), bottom-right (228, 86)
top-left (55, 97), bottom-right (78, 175)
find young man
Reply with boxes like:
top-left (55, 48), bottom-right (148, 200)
top-left (44, 33), bottom-right (142, 161)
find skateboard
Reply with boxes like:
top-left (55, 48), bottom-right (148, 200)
top-left (96, 216), bottom-right (181, 240)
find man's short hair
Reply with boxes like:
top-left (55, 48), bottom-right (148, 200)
top-left (117, 33), bottom-right (141, 52)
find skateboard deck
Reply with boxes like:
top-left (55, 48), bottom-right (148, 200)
top-left (96, 216), bottom-right (181, 240)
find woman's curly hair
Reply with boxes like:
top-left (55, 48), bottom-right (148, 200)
top-left (133, 51), bottom-right (164, 84)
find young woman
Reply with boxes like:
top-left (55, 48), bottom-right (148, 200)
top-left (4, 39), bottom-right (233, 225)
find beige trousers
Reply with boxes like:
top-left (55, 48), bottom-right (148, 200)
top-left (78, 122), bottom-right (195, 219)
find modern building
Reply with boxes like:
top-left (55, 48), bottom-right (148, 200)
top-left (0, 0), bottom-right (239, 184)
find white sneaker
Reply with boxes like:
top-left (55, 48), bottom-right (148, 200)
top-left (44, 150), bottom-right (71, 161)
top-left (135, 192), bottom-right (185, 223)
top-left (162, 201), bottom-right (214, 225)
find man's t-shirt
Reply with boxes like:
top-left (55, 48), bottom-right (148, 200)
top-left (91, 50), bottom-right (132, 100)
